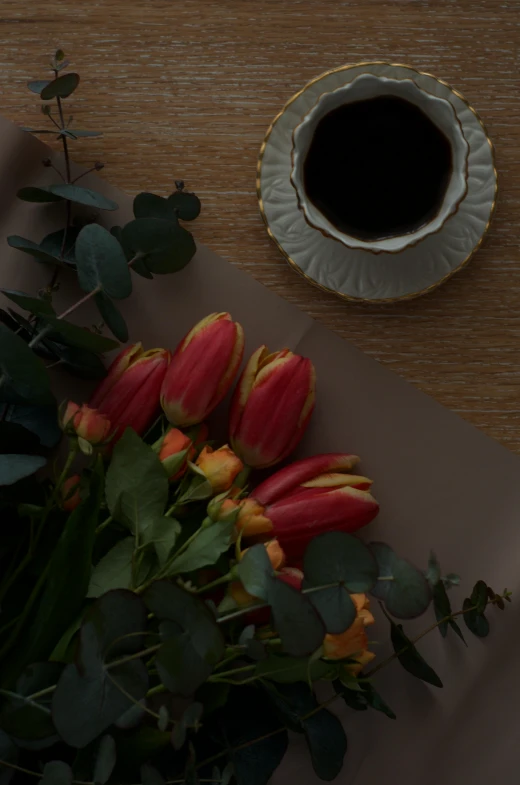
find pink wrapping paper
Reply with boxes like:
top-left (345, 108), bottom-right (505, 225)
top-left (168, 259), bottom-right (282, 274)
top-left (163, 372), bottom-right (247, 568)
top-left (1, 115), bottom-right (519, 783)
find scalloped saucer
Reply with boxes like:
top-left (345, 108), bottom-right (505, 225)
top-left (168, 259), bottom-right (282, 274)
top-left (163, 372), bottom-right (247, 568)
top-left (257, 63), bottom-right (497, 303)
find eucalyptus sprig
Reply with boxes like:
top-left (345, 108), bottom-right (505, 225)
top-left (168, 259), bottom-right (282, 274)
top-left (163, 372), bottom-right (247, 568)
top-left (0, 49), bottom-right (200, 489)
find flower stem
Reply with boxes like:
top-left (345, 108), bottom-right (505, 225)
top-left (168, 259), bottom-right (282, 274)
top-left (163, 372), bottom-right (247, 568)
top-left (196, 573), bottom-right (233, 594)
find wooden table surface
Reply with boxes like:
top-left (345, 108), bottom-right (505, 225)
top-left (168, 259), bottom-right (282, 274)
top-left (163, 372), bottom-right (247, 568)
top-left (1, 1), bottom-right (519, 449)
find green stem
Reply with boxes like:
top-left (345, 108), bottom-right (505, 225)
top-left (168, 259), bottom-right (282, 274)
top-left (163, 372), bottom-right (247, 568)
top-left (95, 514), bottom-right (113, 534)
top-left (208, 663), bottom-right (256, 681)
top-left (196, 572), bottom-right (233, 594)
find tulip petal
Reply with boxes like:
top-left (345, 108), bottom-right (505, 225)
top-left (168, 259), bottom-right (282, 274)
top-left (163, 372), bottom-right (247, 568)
top-left (253, 453), bottom-right (360, 505)
top-left (90, 343), bottom-right (143, 408)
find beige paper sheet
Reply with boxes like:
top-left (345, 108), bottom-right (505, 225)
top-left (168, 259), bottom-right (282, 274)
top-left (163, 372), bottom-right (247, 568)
top-left (1, 115), bottom-right (519, 783)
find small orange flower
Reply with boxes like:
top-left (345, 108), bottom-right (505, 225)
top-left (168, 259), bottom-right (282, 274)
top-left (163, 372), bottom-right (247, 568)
top-left (62, 401), bottom-right (111, 445)
top-left (159, 428), bottom-right (193, 480)
top-left (235, 498), bottom-right (273, 537)
top-left (323, 593), bottom-right (376, 675)
top-left (61, 474), bottom-right (81, 512)
top-left (196, 445), bottom-right (244, 493)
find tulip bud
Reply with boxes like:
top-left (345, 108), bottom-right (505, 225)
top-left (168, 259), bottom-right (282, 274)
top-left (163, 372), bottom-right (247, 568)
top-left (196, 445), bottom-right (244, 494)
top-left (158, 428), bottom-right (193, 480)
top-left (323, 593), bottom-right (376, 675)
top-left (61, 401), bottom-right (111, 445)
top-left (161, 313), bottom-right (244, 427)
top-left (89, 343), bottom-right (170, 441)
top-left (229, 346), bottom-right (315, 468)
top-left (61, 474), bottom-right (81, 511)
top-left (237, 453), bottom-right (379, 564)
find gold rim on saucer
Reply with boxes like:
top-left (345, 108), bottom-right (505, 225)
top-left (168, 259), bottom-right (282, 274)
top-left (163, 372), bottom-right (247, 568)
top-left (256, 62), bottom-right (498, 304)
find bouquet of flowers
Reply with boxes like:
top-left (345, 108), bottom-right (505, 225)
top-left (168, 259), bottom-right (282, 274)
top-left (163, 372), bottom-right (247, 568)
top-left (0, 51), bottom-right (511, 785)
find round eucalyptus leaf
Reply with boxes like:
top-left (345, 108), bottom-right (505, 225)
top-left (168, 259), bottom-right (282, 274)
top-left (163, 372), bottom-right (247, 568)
top-left (237, 543), bottom-right (273, 600)
top-left (122, 218), bottom-right (196, 275)
top-left (156, 634), bottom-right (210, 697)
top-left (267, 574), bottom-right (325, 657)
top-left (17, 186), bottom-right (63, 203)
top-left (75, 223), bottom-right (132, 299)
top-left (304, 707), bottom-right (348, 781)
top-left (7, 235), bottom-right (69, 266)
top-left (134, 192), bottom-right (179, 222)
top-left (168, 190), bottom-right (201, 221)
top-left (95, 292), bottom-right (129, 341)
top-left (463, 598), bottom-right (490, 638)
top-left (65, 129), bottom-right (103, 138)
top-left (470, 580), bottom-right (488, 614)
top-left (93, 734), bottom-right (117, 785)
top-left (304, 532), bottom-right (378, 593)
top-left (40, 761), bottom-right (72, 785)
top-left (47, 184), bottom-right (118, 211)
top-left (43, 342), bottom-right (108, 380)
top-left (40, 227), bottom-right (80, 263)
top-left (111, 225), bottom-right (153, 279)
top-left (27, 79), bottom-right (51, 94)
top-left (370, 542), bottom-right (432, 619)
top-left (40, 72), bottom-right (80, 100)
top-left (303, 582), bottom-right (356, 635)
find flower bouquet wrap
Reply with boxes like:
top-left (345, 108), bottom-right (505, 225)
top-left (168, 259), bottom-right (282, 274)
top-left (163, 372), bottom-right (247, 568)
top-left (0, 52), bottom-right (513, 785)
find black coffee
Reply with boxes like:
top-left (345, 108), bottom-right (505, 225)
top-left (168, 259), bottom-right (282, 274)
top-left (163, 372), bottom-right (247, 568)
top-left (303, 95), bottom-right (452, 241)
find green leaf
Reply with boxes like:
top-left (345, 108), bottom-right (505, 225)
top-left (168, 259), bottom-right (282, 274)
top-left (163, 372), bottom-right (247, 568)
top-left (0, 323), bottom-right (53, 405)
top-left (370, 542), bottom-right (432, 619)
top-left (45, 342), bottom-right (108, 380)
top-left (105, 428), bottom-right (168, 535)
top-left (111, 225), bottom-right (153, 279)
top-left (0, 454), bottom-right (46, 485)
top-left (305, 705), bottom-right (347, 780)
top-left (0, 689), bottom-right (55, 741)
top-left (134, 192), bottom-right (179, 222)
top-left (87, 537), bottom-right (135, 598)
top-left (0, 289), bottom-right (55, 316)
top-left (7, 234), bottom-right (70, 267)
top-left (463, 598), bottom-right (490, 638)
top-left (122, 218), bottom-right (196, 274)
top-left (304, 532), bottom-right (378, 593)
top-left (168, 190), bottom-right (201, 221)
top-left (221, 686), bottom-right (287, 785)
top-left (303, 582), bottom-right (356, 635)
top-left (145, 581), bottom-right (225, 696)
top-left (75, 223), bottom-right (132, 299)
top-left (2, 464), bottom-right (103, 684)
top-left (141, 764), bottom-right (166, 785)
top-left (93, 735), bottom-right (116, 785)
top-left (43, 316), bottom-right (120, 353)
top-left (94, 292), bottom-right (129, 341)
top-left (17, 186), bottom-right (63, 203)
top-left (256, 653), bottom-right (338, 684)
top-left (433, 580), bottom-right (465, 643)
top-left (0, 730), bottom-right (18, 784)
top-left (40, 227), bottom-right (79, 263)
top-left (40, 72), bottom-right (80, 99)
top-left (390, 622), bottom-right (443, 687)
top-left (27, 79), bottom-right (51, 94)
top-left (267, 575), bottom-right (325, 657)
top-left (237, 543), bottom-right (273, 600)
top-left (47, 183), bottom-right (118, 211)
top-left (40, 761), bottom-right (72, 785)
top-left (142, 516), bottom-right (181, 566)
top-left (168, 520), bottom-right (234, 575)
top-left (52, 590), bottom-right (149, 748)
top-left (334, 680), bottom-right (396, 719)
top-left (471, 580), bottom-right (488, 614)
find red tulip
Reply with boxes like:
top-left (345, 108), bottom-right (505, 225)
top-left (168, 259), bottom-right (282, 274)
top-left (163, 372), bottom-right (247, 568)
top-left (161, 313), bottom-right (244, 427)
top-left (61, 402), bottom-right (111, 445)
top-left (229, 346), bottom-right (315, 469)
top-left (236, 453), bottom-right (378, 563)
top-left (89, 343), bottom-right (170, 439)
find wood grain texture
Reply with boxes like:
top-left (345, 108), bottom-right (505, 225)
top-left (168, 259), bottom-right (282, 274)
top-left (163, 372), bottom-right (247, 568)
top-left (0, 0), bottom-right (519, 448)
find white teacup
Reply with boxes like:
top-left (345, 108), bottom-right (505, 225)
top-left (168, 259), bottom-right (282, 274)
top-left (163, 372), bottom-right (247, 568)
top-left (290, 74), bottom-right (469, 254)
